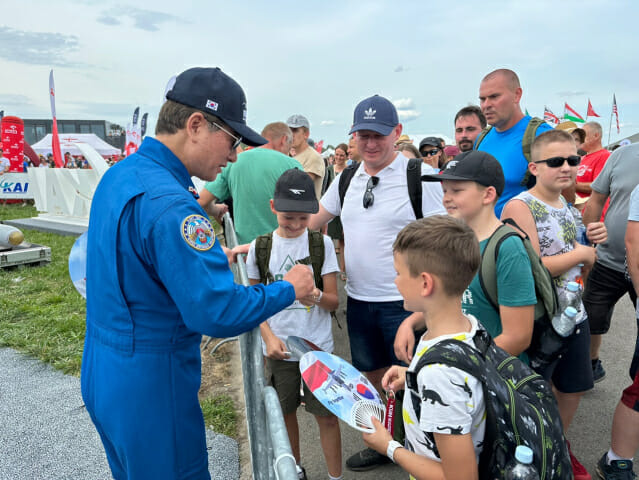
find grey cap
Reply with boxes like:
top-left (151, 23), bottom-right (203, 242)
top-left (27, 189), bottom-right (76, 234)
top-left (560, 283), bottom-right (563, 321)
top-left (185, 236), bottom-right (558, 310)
top-left (286, 114), bottom-right (310, 129)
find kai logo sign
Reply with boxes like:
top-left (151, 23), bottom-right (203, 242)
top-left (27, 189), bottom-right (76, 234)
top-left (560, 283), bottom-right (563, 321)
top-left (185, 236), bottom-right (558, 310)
top-left (1, 180), bottom-right (29, 194)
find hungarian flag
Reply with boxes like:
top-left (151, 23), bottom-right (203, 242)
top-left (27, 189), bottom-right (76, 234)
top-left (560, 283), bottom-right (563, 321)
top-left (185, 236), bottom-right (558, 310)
top-left (544, 106), bottom-right (559, 126)
top-left (48, 70), bottom-right (64, 168)
top-left (613, 94), bottom-right (620, 134)
top-left (564, 103), bottom-right (584, 123)
top-left (587, 99), bottom-right (600, 118)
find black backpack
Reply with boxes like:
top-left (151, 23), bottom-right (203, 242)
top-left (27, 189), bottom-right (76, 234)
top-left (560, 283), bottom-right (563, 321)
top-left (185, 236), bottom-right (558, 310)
top-left (478, 218), bottom-right (560, 368)
top-left (405, 329), bottom-right (571, 480)
top-left (337, 158), bottom-right (423, 219)
top-left (254, 230), bottom-right (325, 289)
top-left (475, 117), bottom-right (546, 189)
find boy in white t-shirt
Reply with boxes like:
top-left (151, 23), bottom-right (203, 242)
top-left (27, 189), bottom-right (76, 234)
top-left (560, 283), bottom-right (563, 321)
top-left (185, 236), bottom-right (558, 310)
top-left (362, 215), bottom-right (486, 479)
top-left (245, 168), bottom-right (342, 480)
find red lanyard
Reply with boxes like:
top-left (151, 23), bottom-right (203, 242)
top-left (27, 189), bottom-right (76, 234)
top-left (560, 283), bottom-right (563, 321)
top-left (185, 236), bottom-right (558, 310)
top-left (384, 390), bottom-right (395, 436)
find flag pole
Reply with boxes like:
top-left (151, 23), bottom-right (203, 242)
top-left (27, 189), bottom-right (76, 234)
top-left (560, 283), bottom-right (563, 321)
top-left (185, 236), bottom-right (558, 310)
top-left (607, 101), bottom-right (613, 146)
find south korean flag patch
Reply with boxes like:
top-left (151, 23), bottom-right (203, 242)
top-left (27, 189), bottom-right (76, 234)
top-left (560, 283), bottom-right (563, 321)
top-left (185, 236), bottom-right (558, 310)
top-left (181, 214), bottom-right (216, 251)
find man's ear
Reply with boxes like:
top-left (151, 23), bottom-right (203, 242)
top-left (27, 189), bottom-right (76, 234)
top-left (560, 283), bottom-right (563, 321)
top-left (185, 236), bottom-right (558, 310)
top-left (185, 112), bottom-right (206, 140)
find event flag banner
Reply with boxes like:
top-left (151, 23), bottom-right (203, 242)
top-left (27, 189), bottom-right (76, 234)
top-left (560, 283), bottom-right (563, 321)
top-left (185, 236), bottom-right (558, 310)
top-left (141, 113), bottom-right (148, 138)
top-left (613, 94), bottom-right (620, 134)
top-left (132, 106), bottom-right (140, 126)
top-left (544, 106), bottom-right (559, 126)
top-left (586, 99), bottom-right (600, 118)
top-left (564, 103), bottom-right (585, 123)
top-left (49, 70), bottom-right (64, 168)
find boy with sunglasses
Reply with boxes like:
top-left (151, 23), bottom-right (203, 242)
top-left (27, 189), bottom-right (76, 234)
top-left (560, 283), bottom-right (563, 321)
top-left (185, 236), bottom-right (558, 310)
top-left (502, 129), bottom-right (608, 480)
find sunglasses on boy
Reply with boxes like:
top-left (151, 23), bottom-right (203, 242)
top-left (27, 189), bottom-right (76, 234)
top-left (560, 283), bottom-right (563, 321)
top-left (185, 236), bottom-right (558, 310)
top-left (363, 176), bottom-right (379, 209)
top-left (534, 155), bottom-right (581, 168)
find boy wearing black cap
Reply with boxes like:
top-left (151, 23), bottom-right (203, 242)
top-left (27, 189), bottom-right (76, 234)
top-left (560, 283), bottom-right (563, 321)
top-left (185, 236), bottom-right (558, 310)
top-left (419, 151), bottom-right (537, 359)
top-left (246, 168), bottom-right (343, 480)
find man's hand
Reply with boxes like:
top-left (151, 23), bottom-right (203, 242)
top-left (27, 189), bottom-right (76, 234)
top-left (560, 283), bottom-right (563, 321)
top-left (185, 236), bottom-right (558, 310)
top-left (210, 203), bottom-right (229, 224)
top-left (586, 221), bottom-right (607, 245)
top-left (283, 264), bottom-right (315, 299)
top-left (299, 287), bottom-right (321, 307)
top-left (230, 244), bottom-right (250, 262)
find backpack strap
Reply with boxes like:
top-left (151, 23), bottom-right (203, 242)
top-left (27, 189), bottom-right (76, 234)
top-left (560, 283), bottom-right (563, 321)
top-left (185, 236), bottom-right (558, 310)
top-left (406, 157), bottom-right (423, 219)
top-left (338, 162), bottom-right (360, 208)
top-left (307, 229), bottom-right (325, 290)
top-left (520, 117), bottom-right (546, 187)
top-left (255, 232), bottom-right (274, 285)
top-left (474, 126), bottom-right (492, 150)
top-left (478, 224), bottom-right (522, 313)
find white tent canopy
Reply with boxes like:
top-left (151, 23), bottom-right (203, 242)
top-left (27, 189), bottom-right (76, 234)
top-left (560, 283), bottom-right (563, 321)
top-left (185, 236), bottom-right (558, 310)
top-left (31, 133), bottom-right (120, 157)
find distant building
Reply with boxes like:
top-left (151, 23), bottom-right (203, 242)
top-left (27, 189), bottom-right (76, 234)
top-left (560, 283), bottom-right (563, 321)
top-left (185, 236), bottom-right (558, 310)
top-left (23, 119), bottom-right (125, 151)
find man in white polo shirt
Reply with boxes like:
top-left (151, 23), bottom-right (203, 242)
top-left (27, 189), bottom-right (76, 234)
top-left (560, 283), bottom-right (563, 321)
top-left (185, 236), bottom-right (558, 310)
top-left (310, 94), bottom-right (445, 471)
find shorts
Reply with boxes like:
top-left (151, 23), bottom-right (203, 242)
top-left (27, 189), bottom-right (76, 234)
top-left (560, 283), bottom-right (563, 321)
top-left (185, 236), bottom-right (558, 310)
top-left (346, 297), bottom-right (411, 372)
top-left (265, 358), bottom-right (332, 417)
top-left (584, 261), bottom-right (637, 335)
top-left (542, 320), bottom-right (594, 394)
top-left (622, 367), bottom-right (639, 412)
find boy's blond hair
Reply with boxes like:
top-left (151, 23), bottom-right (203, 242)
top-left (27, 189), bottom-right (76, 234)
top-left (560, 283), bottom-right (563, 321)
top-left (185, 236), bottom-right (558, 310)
top-left (393, 215), bottom-right (480, 296)
top-left (530, 129), bottom-right (575, 162)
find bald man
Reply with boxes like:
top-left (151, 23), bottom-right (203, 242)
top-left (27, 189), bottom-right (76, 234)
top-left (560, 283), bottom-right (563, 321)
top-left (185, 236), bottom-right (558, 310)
top-left (476, 69), bottom-right (552, 215)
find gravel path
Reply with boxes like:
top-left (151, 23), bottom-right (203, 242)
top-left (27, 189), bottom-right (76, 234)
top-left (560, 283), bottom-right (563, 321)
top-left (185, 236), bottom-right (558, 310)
top-left (0, 348), bottom-right (239, 480)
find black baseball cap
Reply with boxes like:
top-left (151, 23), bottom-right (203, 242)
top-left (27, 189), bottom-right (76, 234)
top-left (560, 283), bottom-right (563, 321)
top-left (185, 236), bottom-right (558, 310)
top-left (165, 67), bottom-right (266, 147)
top-left (419, 137), bottom-right (441, 150)
top-left (421, 150), bottom-right (505, 196)
top-left (273, 168), bottom-right (319, 213)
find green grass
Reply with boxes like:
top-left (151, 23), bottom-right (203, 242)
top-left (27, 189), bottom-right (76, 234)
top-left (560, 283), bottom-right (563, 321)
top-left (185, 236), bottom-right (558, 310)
top-left (0, 204), bottom-right (85, 375)
top-left (200, 394), bottom-right (238, 438)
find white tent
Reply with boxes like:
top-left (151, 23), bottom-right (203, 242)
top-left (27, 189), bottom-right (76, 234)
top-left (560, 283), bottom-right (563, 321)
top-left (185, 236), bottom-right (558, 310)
top-left (31, 133), bottom-right (120, 157)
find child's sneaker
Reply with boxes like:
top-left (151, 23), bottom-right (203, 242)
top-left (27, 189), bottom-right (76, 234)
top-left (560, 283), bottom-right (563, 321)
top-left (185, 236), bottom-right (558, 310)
top-left (592, 359), bottom-right (606, 383)
top-left (568, 443), bottom-right (592, 480)
top-left (596, 453), bottom-right (636, 479)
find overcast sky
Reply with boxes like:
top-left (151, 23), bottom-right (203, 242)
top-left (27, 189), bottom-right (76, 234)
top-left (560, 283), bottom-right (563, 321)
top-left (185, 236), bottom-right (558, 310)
top-left (2, 0), bottom-right (638, 146)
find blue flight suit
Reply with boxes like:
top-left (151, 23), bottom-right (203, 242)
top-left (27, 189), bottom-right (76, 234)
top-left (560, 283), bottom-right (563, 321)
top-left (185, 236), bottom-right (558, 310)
top-left (81, 137), bottom-right (294, 479)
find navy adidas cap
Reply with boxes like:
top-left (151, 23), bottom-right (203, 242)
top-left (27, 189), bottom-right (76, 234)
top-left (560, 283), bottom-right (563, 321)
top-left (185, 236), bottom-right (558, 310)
top-left (166, 67), bottom-right (266, 147)
top-left (421, 150), bottom-right (505, 196)
top-left (349, 95), bottom-right (399, 136)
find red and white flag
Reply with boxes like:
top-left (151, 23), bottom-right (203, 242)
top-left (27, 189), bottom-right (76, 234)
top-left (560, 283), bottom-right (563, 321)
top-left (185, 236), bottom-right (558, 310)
top-left (544, 106), bottom-right (559, 126)
top-left (315, 139), bottom-right (324, 153)
top-left (49, 70), bottom-right (64, 168)
top-left (563, 103), bottom-right (585, 123)
top-left (586, 99), bottom-right (600, 118)
top-left (613, 94), bottom-right (620, 134)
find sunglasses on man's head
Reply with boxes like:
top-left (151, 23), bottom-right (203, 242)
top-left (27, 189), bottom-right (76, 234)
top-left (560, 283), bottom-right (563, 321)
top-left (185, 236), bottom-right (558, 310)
top-left (534, 155), bottom-right (581, 168)
top-left (420, 149), bottom-right (440, 157)
top-left (363, 176), bottom-right (379, 209)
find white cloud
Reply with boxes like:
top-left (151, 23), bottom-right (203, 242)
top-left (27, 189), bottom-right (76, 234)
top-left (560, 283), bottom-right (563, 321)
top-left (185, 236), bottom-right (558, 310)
top-left (398, 109), bottom-right (421, 122)
top-left (320, 120), bottom-right (335, 126)
top-left (393, 98), bottom-right (415, 110)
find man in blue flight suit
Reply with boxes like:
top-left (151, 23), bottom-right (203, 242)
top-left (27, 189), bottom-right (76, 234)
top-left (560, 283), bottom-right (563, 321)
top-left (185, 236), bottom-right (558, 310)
top-left (81, 67), bottom-right (315, 480)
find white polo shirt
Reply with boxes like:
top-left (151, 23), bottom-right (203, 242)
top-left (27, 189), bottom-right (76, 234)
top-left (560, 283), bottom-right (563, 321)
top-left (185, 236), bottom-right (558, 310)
top-left (321, 152), bottom-right (445, 301)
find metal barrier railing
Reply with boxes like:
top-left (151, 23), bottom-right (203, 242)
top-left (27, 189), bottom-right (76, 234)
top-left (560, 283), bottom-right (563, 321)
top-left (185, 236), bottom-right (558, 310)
top-left (223, 213), bottom-right (297, 480)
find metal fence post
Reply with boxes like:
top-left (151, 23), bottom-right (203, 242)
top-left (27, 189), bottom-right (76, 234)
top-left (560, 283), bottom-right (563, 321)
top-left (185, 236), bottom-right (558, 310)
top-left (223, 214), bottom-right (297, 480)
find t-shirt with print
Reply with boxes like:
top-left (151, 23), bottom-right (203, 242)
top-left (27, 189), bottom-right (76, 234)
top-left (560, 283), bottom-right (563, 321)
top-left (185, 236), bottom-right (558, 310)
top-left (591, 143), bottom-right (639, 272)
top-left (510, 191), bottom-right (587, 324)
top-left (402, 314), bottom-right (486, 465)
top-left (576, 149), bottom-right (610, 198)
top-left (245, 229), bottom-right (339, 358)
top-left (462, 235), bottom-right (536, 362)
top-left (295, 147), bottom-right (325, 200)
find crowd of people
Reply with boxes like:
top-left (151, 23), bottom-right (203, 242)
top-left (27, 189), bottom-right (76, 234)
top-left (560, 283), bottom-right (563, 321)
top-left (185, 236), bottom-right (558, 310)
top-left (80, 65), bottom-right (639, 480)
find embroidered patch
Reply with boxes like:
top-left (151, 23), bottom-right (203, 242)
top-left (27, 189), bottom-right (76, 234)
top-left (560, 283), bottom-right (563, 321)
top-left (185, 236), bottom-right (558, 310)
top-left (181, 215), bottom-right (215, 251)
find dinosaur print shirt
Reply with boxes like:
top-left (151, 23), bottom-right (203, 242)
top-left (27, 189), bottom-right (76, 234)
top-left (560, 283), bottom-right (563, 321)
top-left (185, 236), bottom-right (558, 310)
top-left (402, 314), bottom-right (486, 467)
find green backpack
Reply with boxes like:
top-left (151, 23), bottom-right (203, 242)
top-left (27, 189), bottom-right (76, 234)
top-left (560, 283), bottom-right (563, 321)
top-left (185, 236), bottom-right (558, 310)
top-left (474, 117), bottom-right (546, 188)
top-left (478, 218), bottom-right (560, 363)
top-left (254, 230), bottom-right (325, 289)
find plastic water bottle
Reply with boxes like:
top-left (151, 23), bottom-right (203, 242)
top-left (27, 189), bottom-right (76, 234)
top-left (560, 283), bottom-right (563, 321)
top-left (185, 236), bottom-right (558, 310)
top-left (552, 306), bottom-right (578, 337)
top-left (559, 282), bottom-right (582, 312)
top-left (505, 445), bottom-right (540, 480)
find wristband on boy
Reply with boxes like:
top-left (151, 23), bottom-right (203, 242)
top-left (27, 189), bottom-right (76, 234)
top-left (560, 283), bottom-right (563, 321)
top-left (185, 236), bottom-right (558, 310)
top-left (387, 440), bottom-right (403, 463)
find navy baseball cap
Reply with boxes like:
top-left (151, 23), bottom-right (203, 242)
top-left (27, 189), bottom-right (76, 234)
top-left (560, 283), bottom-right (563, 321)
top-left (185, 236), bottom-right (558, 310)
top-left (349, 95), bottom-right (399, 136)
top-left (273, 168), bottom-right (319, 213)
top-left (421, 150), bottom-right (505, 196)
top-left (166, 67), bottom-right (266, 147)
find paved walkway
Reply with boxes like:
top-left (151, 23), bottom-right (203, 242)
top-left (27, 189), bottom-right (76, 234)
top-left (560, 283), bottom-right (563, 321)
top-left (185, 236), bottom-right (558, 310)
top-left (0, 348), bottom-right (239, 480)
